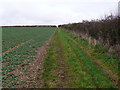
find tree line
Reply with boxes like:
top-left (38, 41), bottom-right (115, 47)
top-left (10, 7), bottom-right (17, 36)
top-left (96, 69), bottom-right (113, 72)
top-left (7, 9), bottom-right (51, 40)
top-left (59, 15), bottom-right (120, 56)
top-left (2, 25), bottom-right (57, 27)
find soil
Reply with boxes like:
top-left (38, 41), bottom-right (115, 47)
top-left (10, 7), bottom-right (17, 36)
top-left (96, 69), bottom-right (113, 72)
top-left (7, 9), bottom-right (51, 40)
top-left (9, 38), bottom-right (52, 88)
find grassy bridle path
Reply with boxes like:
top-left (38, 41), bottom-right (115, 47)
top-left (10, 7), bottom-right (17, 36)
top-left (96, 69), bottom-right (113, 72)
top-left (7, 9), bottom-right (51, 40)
top-left (42, 28), bottom-right (119, 88)
top-left (63, 30), bottom-right (119, 87)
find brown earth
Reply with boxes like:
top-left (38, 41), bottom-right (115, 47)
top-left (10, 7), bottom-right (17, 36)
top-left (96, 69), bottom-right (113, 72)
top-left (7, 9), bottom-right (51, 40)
top-left (8, 37), bottom-right (52, 88)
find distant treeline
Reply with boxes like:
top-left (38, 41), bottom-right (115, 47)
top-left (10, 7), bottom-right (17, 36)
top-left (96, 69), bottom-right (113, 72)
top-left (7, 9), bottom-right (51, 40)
top-left (59, 15), bottom-right (120, 55)
top-left (2, 25), bottom-right (57, 27)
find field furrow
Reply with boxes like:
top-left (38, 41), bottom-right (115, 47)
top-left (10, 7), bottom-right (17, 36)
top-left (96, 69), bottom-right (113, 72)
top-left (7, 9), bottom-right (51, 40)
top-left (2, 39), bottom-right (31, 55)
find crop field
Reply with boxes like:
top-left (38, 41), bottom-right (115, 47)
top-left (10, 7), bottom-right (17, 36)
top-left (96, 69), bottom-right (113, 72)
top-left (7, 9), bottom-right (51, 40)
top-left (2, 27), bottom-right (55, 88)
top-left (2, 27), bottom-right (119, 88)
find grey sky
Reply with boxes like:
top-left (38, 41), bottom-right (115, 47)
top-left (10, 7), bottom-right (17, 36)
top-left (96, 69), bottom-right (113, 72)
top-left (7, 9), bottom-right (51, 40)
top-left (0, 0), bottom-right (119, 26)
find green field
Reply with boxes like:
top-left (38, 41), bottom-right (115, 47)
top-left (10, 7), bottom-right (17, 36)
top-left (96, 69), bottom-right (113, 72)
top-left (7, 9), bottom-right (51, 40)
top-left (2, 27), bottom-right (55, 88)
top-left (2, 27), bottom-right (119, 88)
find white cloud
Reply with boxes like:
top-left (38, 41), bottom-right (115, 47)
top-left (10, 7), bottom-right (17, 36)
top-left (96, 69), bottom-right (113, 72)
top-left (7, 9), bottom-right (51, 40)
top-left (0, 0), bottom-right (119, 26)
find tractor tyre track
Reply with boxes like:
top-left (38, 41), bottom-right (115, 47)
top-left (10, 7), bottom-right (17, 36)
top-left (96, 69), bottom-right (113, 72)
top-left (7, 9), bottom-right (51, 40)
top-left (64, 32), bottom-right (119, 88)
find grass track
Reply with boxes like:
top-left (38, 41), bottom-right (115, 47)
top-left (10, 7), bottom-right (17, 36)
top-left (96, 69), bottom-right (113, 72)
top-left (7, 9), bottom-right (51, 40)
top-left (63, 29), bottom-right (119, 87)
top-left (63, 30), bottom-right (119, 87)
top-left (43, 28), bottom-right (119, 88)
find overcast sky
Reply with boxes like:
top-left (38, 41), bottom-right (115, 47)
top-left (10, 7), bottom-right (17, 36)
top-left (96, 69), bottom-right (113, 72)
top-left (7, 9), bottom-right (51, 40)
top-left (0, 0), bottom-right (119, 26)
